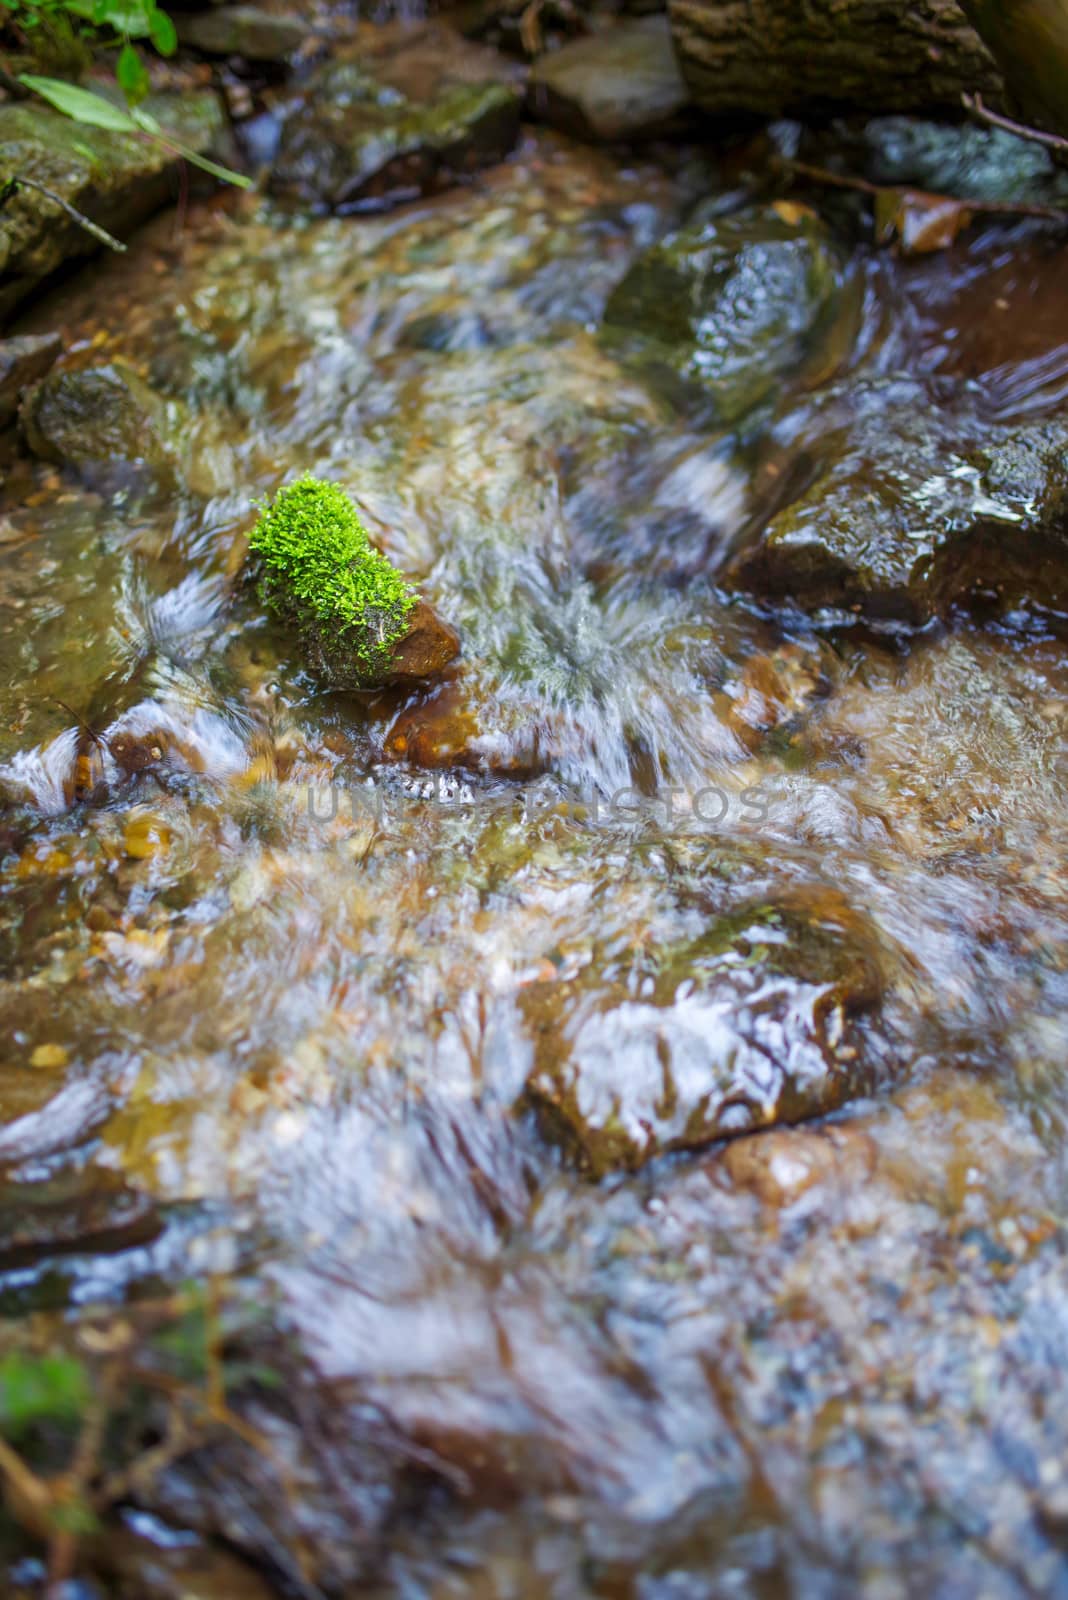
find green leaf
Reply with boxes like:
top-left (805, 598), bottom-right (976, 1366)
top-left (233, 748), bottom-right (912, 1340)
top-left (169, 142), bottom-right (253, 189)
top-left (0, 1352), bottom-right (90, 1436)
top-left (18, 74), bottom-right (141, 133)
top-left (116, 41), bottom-right (150, 105)
top-left (148, 7), bottom-right (177, 55)
top-left (131, 103), bottom-right (161, 133)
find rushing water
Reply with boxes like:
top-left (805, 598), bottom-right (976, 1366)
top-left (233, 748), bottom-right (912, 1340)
top-left (1, 125), bottom-right (1068, 1594)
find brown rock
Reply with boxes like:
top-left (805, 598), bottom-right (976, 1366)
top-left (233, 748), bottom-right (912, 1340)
top-left (720, 1123), bottom-right (876, 1207)
top-left (382, 598), bottom-right (462, 685)
top-left (0, 332), bottom-right (61, 426)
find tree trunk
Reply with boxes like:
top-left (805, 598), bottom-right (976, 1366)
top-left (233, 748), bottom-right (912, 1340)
top-left (668, 0), bottom-right (1007, 119)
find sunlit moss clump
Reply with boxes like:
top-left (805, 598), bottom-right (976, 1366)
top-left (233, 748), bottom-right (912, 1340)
top-left (249, 475), bottom-right (417, 680)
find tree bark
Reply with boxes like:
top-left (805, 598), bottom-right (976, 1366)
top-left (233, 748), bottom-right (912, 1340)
top-left (668, 0), bottom-right (1007, 119)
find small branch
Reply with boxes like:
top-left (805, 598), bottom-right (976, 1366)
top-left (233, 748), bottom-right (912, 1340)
top-left (962, 91), bottom-right (1068, 157)
top-left (0, 175), bottom-right (126, 252)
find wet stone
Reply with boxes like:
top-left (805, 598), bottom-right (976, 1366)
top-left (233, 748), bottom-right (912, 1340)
top-left (718, 1121), bottom-right (877, 1207)
top-left (857, 116), bottom-right (1068, 206)
top-left (271, 28), bottom-right (521, 212)
top-left (601, 202), bottom-right (853, 424)
top-left (308, 594), bottom-right (461, 691)
top-left (20, 361), bottom-right (173, 473)
top-left (528, 16), bottom-right (692, 144)
top-left (383, 672), bottom-right (585, 777)
top-left (726, 379), bottom-right (1068, 624)
top-left (523, 889), bottom-right (885, 1175)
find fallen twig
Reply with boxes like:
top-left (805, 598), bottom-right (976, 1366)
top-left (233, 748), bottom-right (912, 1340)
top-left (0, 175), bottom-right (126, 252)
top-left (962, 91), bottom-right (1068, 157)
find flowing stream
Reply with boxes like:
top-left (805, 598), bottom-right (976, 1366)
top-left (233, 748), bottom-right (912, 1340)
top-left (1, 121), bottom-right (1068, 1595)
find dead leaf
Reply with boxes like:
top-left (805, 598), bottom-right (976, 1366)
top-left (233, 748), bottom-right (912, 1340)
top-left (874, 188), bottom-right (973, 254)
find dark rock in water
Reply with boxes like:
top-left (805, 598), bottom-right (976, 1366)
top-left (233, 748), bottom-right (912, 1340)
top-left (272, 23), bottom-right (521, 210)
top-left (523, 888), bottom-right (884, 1175)
top-left (601, 202), bottom-right (854, 424)
top-left (0, 1165), bottom-right (160, 1270)
top-left (0, 93), bottom-right (227, 324)
top-left (21, 361), bottom-right (172, 471)
top-left (725, 379), bottom-right (1068, 624)
top-left (383, 671), bottom-right (585, 777)
top-left (528, 16), bottom-right (691, 143)
top-left (0, 332), bottom-right (61, 426)
top-left (178, 5), bottom-right (310, 62)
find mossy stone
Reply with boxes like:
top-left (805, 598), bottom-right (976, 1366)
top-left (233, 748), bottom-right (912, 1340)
top-left (601, 203), bottom-right (852, 424)
top-left (248, 475), bottom-right (459, 690)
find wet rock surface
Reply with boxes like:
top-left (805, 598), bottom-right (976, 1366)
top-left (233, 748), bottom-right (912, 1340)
top-left (524, 888), bottom-right (885, 1174)
top-left (20, 361), bottom-right (172, 471)
top-left (271, 23), bottom-right (522, 210)
top-left (726, 379), bottom-right (1068, 623)
top-left (1, 77), bottom-right (1068, 1600)
top-left (528, 15), bottom-right (691, 142)
top-left (0, 93), bottom-right (226, 323)
top-left (295, 593), bottom-right (461, 690)
top-left (601, 201), bottom-right (855, 422)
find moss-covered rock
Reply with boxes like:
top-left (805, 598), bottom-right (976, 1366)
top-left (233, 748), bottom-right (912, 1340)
top-left (725, 379), bottom-right (1068, 624)
top-left (601, 202), bottom-right (855, 423)
top-left (523, 888), bottom-right (884, 1176)
top-left (0, 92), bottom-right (228, 324)
top-left (272, 58), bottom-right (520, 211)
top-left (247, 476), bottom-right (460, 690)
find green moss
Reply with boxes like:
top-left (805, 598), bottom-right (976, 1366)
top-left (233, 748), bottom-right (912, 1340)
top-left (249, 475), bottom-right (416, 672)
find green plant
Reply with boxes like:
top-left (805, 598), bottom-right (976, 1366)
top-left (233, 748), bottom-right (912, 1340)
top-left (249, 475), bottom-right (418, 673)
top-left (2, 0), bottom-right (175, 101)
top-left (2, 0), bottom-right (251, 187)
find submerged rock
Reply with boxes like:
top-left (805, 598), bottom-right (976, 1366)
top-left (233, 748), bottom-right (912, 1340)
top-left (601, 202), bottom-right (854, 423)
top-left (248, 476), bottom-right (460, 690)
top-left (524, 888), bottom-right (884, 1175)
top-left (528, 16), bottom-right (691, 143)
top-left (0, 332), bottom-right (61, 426)
top-left (20, 361), bottom-right (171, 470)
top-left (726, 379), bottom-right (1068, 624)
top-left (271, 24), bottom-right (521, 210)
top-left (0, 92), bottom-right (227, 324)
